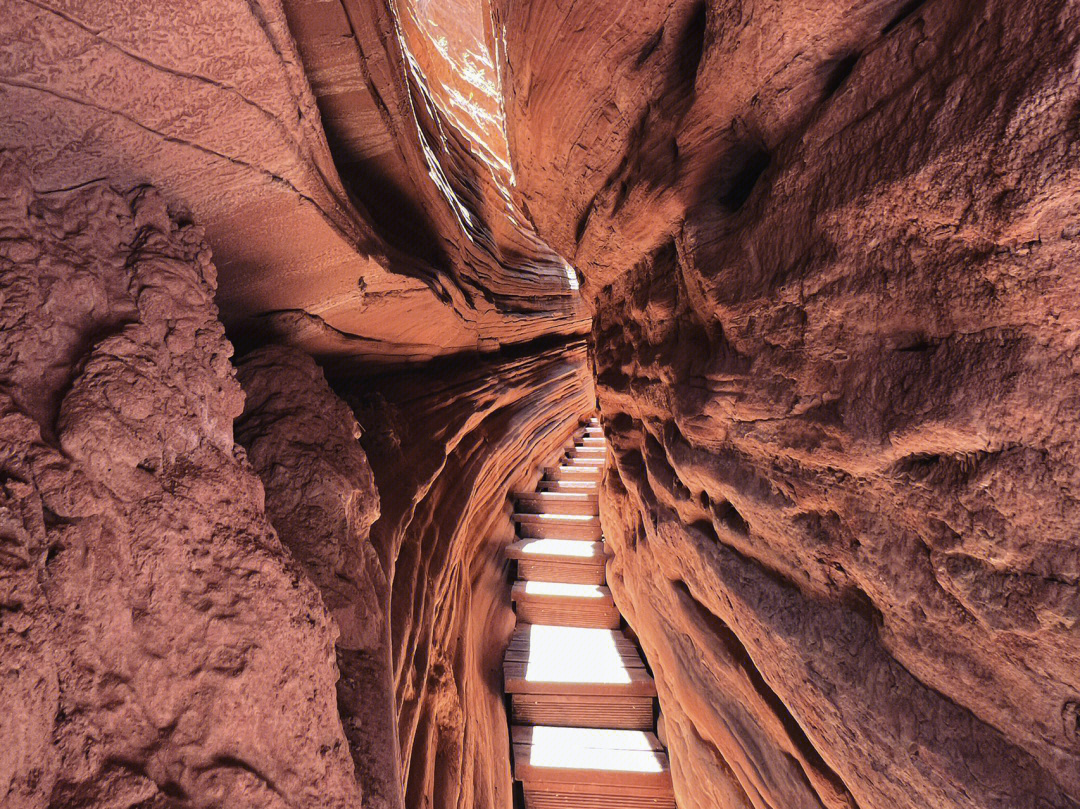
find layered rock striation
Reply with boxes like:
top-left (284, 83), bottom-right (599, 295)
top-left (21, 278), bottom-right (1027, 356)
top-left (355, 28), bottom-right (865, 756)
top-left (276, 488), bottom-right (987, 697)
top-left (0, 0), bottom-right (587, 364)
top-left (3, 1), bottom-right (1080, 808)
top-left (495, 0), bottom-right (1080, 807)
top-left (345, 341), bottom-right (594, 809)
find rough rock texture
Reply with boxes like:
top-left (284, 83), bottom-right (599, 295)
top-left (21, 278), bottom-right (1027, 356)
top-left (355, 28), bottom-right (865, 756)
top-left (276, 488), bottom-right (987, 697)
top-left (0, 0), bottom-right (587, 363)
top-left (5, 1), bottom-right (1080, 808)
top-left (495, 1), bottom-right (1080, 808)
top-left (0, 160), bottom-right (361, 807)
top-left (345, 342), bottom-right (594, 809)
top-left (235, 345), bottom-right (400, 809)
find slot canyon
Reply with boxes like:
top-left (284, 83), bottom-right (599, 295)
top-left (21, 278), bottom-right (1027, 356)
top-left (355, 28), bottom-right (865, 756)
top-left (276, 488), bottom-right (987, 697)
top-left (1, 0), bottom-right (1078, 807)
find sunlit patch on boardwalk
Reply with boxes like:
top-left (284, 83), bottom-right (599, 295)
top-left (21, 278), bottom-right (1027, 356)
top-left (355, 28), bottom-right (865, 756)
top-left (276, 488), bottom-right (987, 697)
top-left (504, 416), bottom-right (675, 808)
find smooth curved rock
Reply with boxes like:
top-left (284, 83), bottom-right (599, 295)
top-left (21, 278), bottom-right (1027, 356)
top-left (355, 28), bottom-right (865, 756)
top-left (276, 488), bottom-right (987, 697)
top-left (3, 1), bottom-right (1080, 808)
top-left (0, 0), bottom-right (588, 364)
top-left (346, 342), bottom-right (594, 809)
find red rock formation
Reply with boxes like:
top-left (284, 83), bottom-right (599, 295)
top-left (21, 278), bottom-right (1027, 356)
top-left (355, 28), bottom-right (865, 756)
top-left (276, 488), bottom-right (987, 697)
top-left (1, 3), bottom-right (596, 806)
top-left (235, 345), bottom-right (400, 809)
top-left (4, 1), bottom-right (1080, 808)
top-left (0, 149), bottom-right (592, 808)
top-left (0, 0), bottom-right (587, 363)
top-left (495, 1), bottom-right (1080, 807)
top-left (346, 342), bottom-right (594, 809)
top-left (0, 160), bottom-right (360, 808)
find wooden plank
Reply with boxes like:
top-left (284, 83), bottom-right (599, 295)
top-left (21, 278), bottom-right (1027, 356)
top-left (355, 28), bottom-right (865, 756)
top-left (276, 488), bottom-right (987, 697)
top-left (514, 492), bottom-right (598, 516)
top-left (509, 540), bottom-right (608, 584)
top-left (512, 581), bottom-right (620, 629)
top-left (502, 641), bottom-right (641, 660)
top-left (516, 601), bottom-right (619, 629)
top-left (503, 624), bottom-right (656, 696)
top-left (522, 786), bottom-right (675, 809)
top-left (544, 465), bottom-right (603, 481)
top-left (512, 726), bottom-right (663, 749)
top-left (518, 558), bottom-right (606, 585)
top-left (537, 479), bottom-right (599, 492)
top-left (507, 539), bottom-right (606, 563)
top-left (505, 626), bottom-right (640, 656)
top-left (512, 694), bottom-right (654, 730)
top-left (502, 666), bottom-right (656, 696)
top-left (512, 581), bottom-right (613, 600)
top-left (562, 455), bottom-right (606, 466)
top-left (513, 512), bottom-right (601, 526)
top-left (513, 513), bottom-right (602, 540)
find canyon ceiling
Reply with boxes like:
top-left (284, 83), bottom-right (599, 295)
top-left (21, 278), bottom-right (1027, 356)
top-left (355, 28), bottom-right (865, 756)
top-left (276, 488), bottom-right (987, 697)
top-left (1, 0), bottom-right (1079, 808)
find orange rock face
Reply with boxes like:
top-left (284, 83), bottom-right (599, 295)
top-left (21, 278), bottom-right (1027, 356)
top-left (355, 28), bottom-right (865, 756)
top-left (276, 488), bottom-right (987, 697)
top-left (346, 344), bottom-right (595, 809)
top-left (495, 1), bottom-right (1080, 807)
top-left (3, 1), bottom-right (1080, 808)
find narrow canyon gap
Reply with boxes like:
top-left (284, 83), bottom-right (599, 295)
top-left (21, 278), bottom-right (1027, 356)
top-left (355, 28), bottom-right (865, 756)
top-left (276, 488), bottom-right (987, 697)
top-left (0, 1), bottom-right (1078, 809)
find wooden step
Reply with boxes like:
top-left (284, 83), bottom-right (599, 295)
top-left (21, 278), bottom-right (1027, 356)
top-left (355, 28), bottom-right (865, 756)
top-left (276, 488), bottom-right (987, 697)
top-left (565, 455), bottom-right (605, 466)
top-left (513, 513), bottom-right (602, 540)
top-left (514, 491), bottom-right (598, 516)
top-left (512, 694), bottom-right (654, 730)
top-left (579, 437), bottom-right (605, 447)
top-left (513, 726), bottom-right (674, 800)
top-left (512, 581), bottom-right (619, 628)
top-left (563, 455), bottom-right (606, 467)
top-left (523, 783), bottom-right (675, 809)
top-left (507, 539), bottom-right (606, 584)
top-left (537, 479), bottom-right (599, 493)
top-left (544, 465), bottom-right (602, 481)
top-left (504, 625), bottom-right (656, 697)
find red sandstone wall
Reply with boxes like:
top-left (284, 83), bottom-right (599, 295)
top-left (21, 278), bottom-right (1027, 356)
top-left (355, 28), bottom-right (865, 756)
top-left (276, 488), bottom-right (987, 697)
top-left (0, 160), bottom-right (362, 808)
top-left (496, 1), bottom-right (1080, 807)
top-left (4, 1), bottom-right (1079, 807)
top-left (346, 343), bottom-right (594, 809)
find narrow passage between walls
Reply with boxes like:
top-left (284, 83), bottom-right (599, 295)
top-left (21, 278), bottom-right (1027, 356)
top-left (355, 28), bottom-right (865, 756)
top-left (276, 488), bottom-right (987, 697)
top-left (503, 416), bottom-right (675, 808)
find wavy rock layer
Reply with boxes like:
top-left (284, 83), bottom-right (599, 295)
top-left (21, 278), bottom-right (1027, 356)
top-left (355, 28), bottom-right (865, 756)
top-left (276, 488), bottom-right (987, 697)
top-left (496, 1), bottom-right (1080, 808)
top-left (0, 0), bottom-right (586, 364)
top-left (0, 161), bottom-right (360, 808)
top-left (345, 342), bottom-right (594, 809)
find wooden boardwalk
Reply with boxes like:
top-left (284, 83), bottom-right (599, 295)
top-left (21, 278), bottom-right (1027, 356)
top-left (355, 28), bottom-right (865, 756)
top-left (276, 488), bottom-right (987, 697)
top-left (504, 417), bottom-right (675, 808)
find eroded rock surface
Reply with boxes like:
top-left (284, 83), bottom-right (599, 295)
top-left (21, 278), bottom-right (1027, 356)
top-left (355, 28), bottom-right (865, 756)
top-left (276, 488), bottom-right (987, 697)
top-left (4, 0), bottom-right (1080, 808)
top-left (494, 0), bottom-right (1080, 807)
top-left (346, 343), bottom-right (594, 809)
top-left (0, 161), bottom-right (359, 808)
top-left (235, 345), bottom-right (400, 809)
